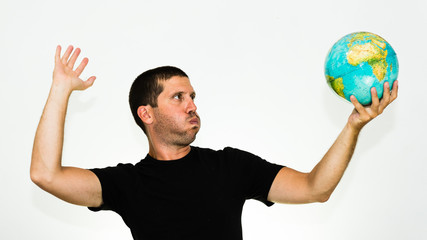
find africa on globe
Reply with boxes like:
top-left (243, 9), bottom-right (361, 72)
top-left (325, 32), bottom-right (399, 105)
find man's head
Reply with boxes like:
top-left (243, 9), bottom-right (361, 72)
top-left (129, 66), bottom-right (189, 133)
top-left (129, 66), bottom-right (200, 146)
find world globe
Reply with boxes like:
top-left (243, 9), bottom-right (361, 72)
top-left (325, 32), bottom-right (399, 105)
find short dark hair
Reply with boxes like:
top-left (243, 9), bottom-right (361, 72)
top-left (129, 66), bottom-right (188, 133)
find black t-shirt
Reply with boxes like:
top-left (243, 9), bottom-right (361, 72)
top-left (89, 146), bottom-right (283, 240)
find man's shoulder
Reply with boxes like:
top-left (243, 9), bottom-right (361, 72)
top-left (90, 162), bottom-right (138, 176)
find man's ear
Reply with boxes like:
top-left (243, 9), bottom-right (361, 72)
top-left (137, 105), bottom-right (154, 125)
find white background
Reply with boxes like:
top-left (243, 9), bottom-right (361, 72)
top-left (1, 0), bottom-right (426, 239)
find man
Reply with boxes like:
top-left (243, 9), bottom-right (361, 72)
top-left (31, 45), bottom-right (398, 239)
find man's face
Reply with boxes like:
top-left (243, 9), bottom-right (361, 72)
top-left (151, 76), bottom-right (201, 147)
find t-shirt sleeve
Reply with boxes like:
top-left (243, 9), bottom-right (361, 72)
top-left (224, 147), bottom-right (284, 206)
top-left (87, 164), bottom-right (135, 213)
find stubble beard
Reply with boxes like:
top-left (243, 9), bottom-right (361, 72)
top-left (152, 109), bottom-right (200, 147)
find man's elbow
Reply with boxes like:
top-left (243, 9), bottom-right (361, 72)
top-left (312, 190), bottom-right (332, 203)
top-left (30, 165), bottom-right (56, 190)
top-left (30, 169), bottom-right (47, 188)
top-left (317, 194), bottom-right (331, 203)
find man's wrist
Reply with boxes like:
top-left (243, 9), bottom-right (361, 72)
top-left (50, 82), bottom-right (73, 98)
top-left (345, 122), bottom-right (362, 137)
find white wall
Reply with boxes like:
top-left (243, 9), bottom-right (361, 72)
top-left (1, 0), bottom-right (426, 239)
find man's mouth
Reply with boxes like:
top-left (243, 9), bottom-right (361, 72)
top-left (189, 117), bottom-right (199, 125)
top-left (188, 113), bottom-right (200, 125)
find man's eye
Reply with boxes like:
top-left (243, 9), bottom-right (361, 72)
top-left (174, 94), bottom-right (181, 100)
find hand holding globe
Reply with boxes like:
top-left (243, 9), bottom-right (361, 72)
top-left (325, 32), bottom-right (398, 105)
top-left (348, 80), bottom-right (398, 131)
top-left (325, 32), bottom-right (399, 131)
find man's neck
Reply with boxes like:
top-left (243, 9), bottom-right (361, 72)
top-left (148, 141), bottom-right (191, 161)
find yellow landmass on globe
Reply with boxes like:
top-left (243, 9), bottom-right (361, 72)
top-left (372, 39), bottom-right (386, 49)
top-left (327, 75), bottom-right (345, 98)
top-left (347, 32), bottom-right (387, 49)
top-left (371, 59), bottom-right (388, 81)
top-left (347, 39), bottom-right (388, 81)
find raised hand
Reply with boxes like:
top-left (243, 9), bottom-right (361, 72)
top-left (348, 81), bottom-right (399, 131)
top-left (53, 45), bottom-right (96, 94)
top-left (31, 46), bottom-right (103, 207)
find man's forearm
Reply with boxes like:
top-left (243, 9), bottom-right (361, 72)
top-left (307, 123), bottom-right (360, 201)
top-left (30, 86), bottom-right (71, 185)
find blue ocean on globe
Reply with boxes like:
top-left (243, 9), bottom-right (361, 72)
top-left (325, 32), bottom-right (399, 105)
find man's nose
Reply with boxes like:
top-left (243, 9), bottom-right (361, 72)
top-left (186, 99), bottom-right (197, 113)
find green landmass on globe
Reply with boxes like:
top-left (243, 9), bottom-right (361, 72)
top-left (325, 32), bottom-right (399, 105)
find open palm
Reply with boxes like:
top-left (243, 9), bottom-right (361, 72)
top-left (53, 45), bottom-right (96, 93)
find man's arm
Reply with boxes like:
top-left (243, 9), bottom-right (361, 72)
top-left (268, 81), bottom-right (398, 204)
top-left (30, 45), bottom-right (102, 207)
